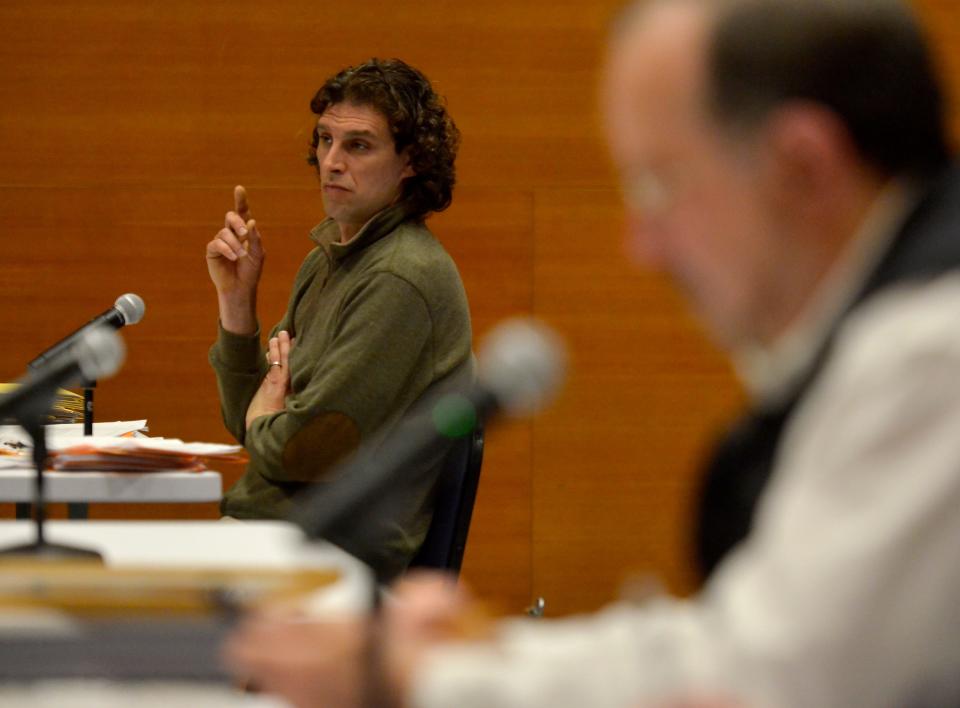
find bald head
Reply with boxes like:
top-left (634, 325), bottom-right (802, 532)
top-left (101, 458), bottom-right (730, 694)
top-left (601, 0), bottom-right (950, 349)
top-left (602, 0), bottom-right (792, 347)
top-left (603, 1), bottom-right (712, 169)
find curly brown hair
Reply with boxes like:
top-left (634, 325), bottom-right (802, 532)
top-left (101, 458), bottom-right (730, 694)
top-left (308, 58), bottom-right (460, 221)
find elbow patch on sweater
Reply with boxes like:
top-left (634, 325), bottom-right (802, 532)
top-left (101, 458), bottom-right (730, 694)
top-left (281, 411), bottom-right (361, 482)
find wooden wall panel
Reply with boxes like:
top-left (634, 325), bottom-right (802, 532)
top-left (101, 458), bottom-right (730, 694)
top-left (0, 0), bottom-right (618, 617)
top-left (915, 0), bottom-right (960, 148)
top-left (530, 189), bottom-right (744, 615)
top-left (0, 0), bottom-right (957, 619)
top-left (432, 189), bottom-right (536, 611)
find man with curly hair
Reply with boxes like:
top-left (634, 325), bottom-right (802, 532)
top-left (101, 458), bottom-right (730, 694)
top-left (205, 58), bottom-right (472, 581)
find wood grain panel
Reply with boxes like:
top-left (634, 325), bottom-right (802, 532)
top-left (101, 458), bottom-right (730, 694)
top-left (914, 0), bottom-right (960, 148)
top-left (0, 0), bottom-right (564, 614)
top-left (530, 189), bottom-right (745, 615)
top-left (0, 1), bottom-right (622, 191)
top-left (432, 188), bottom-right (536, 612)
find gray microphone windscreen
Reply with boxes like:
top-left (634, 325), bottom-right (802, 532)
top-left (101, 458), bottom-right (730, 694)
top-left (114, 293), bottom-right (146, 325)
top-left (478, 317), bottom-right (566, 417)
top-left (75, 326), bottom-right (126, 382)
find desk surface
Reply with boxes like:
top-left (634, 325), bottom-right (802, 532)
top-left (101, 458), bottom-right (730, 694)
top-left (0, 520), bottom-right (355, 572)
top-left (0, 468), bottom-right (222, 503)
top-left (0, 519), bottom-right (371, 614)
top-left (0, 681), bottom-right (289, 707)
top-left (0, 520), bottom-right (370, 705)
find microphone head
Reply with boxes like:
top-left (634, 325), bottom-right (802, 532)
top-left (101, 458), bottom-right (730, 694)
top-left (74, 326), bottom-right (126, 382)
top-left (114, 293), bottom-right (146, 325)
top-left (478, 317), bottom-right (566, 417)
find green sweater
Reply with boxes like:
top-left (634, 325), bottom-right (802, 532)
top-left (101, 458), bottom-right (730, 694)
top-left (210, 205), bottom-right (473, 579)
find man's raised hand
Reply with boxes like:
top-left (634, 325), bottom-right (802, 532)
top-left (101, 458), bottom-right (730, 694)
top-left (206, 185), bottom-right (265, 295)
top-left (207, 185), bottom-right (265, 334)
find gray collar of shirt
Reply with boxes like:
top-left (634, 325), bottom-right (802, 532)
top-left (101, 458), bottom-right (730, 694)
top-left (308, 203), bottom-right (414, 265)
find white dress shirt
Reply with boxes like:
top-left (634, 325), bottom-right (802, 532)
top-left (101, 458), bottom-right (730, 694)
top-left (411, 183), bottom-right (960, 707)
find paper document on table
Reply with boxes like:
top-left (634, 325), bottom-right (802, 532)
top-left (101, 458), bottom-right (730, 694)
top-left (47, 437), bottom-right (245, 472)
top-left (0, 457), bottom-right (29, 469)
top-left (0, 420), bottom-right (148, 454)
top-left (0, 384), bottom-right (84, 424)
top-left (47, 420), bottom-right (148, 440)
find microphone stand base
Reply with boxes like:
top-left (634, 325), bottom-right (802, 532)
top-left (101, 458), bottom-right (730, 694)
top-left (0, 542), bottom-right (103, 563)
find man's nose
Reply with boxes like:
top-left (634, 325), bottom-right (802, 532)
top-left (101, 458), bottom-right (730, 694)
top-left (323, 144), bottom-right (346, 173)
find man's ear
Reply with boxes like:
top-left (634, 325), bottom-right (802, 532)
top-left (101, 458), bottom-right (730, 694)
top-left (399, 147), bottom-right (415, 180)
top-left (760, 102), bottom-right (859, 212)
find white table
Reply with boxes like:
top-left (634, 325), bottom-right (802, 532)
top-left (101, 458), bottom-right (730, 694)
top-left (0, 520), bottom-right (372, 706)
top-left (0, 519), bottom-right (368, 595)
top-left (0, 468), bottom-right (222, 519)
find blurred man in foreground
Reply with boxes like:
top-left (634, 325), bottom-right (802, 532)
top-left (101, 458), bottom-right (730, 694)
top-left (206, 59), bottom-right (472, 582)
top-left (225, 1), bottom-right (960, 705)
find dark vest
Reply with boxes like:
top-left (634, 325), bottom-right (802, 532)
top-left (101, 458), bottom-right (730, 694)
top-left (695, 165), bottom-right (960, 582)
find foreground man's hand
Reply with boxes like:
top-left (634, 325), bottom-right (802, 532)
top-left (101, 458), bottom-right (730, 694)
top-left (222, 572), bottom-right (480, 708)
top-left (225, 612), bottom-right (371, 708)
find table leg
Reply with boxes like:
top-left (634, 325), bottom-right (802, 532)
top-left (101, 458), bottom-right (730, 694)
top-left (67, 503), bottom-right (89, 520)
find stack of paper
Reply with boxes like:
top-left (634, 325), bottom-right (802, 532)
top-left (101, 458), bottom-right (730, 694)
top-left (47, 437), bottom-right (245, 472)
top-left (0, 384), bottom-right (85, 424)
top-left (0, 420), bottom-right (244, 472)
top-left (0, 420), bottom-right (148, 455)
top-left (47, 388), bottom-right (85, 423)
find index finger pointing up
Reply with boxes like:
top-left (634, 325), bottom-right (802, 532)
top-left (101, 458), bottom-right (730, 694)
top-left (234, 185), bottom-right (251, 220)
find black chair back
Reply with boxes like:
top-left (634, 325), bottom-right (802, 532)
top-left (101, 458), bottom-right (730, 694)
top-left (409, 423), bottom-right (485, 575)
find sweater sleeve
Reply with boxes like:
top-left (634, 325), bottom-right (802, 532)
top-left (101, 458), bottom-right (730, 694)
top-left (208, 250), bottom-right (318, 445)
top-left (244, 270), bottom-right (435, 484)
top-left (208, 323), bottom-right (265, 444)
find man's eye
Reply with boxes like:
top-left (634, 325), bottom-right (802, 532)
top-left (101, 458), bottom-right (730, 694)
top-left (318, 134), bottom-right (332, 146)
top-left (351, 141), bottom-right (369, 151)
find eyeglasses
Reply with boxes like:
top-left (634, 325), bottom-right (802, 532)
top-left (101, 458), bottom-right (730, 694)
top-left (620, 162), bottom-right (689, 215)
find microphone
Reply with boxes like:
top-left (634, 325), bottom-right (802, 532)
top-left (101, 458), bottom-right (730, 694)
top-left (0, 326), bottom-right (126, 422)
top-left (293, 317), bottom-right (566, 543)
top-left (471, 316), bottom-right (567, 417)
top-left (28, 293), bottom-right (145, 371)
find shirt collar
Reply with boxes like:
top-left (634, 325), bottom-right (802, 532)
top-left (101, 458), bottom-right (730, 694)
top-left (734, 179), bottom-right (920, 406)
top-left (308, 203), bottom-right (412, 263)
